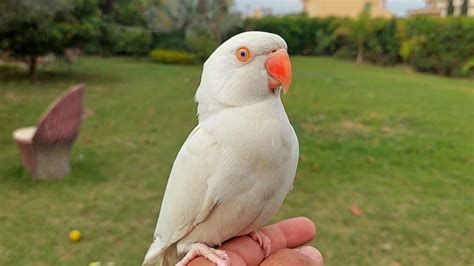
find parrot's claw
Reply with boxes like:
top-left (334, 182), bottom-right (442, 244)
top-left (249, 230), bottom-right (272, 258)
top-left (177, 243), bottom-right (230, 266)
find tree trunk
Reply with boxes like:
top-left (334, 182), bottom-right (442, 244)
top-left (102, 0), bottom-right (115, 15)
top-left (199, 0), bottom-right (223, 45)
top-left (27, 56), bottom-right (37, 80)
top-left (461, 0), bottom-right (469, 15)
top-left (356, 40), bottom-right (364, 64)
top-left (207, 20), bottom-right (223, 45)
top-left (447, 0), bottom-right (454, 16)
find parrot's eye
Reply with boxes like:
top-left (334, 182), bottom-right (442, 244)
top-left (236, 47), bottom-right (252, 63)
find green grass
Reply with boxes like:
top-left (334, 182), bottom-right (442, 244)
top-left (0, 57), bottom-right (473, 265)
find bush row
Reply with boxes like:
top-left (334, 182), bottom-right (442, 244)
top-left (402, 17), bottom-right (474, 76)
top-left (16, 13), bottom-right (468, 77)
top-left (244, 15), bottom-right (474, 77)
top-left (150, 49), bottom-right (196, 64)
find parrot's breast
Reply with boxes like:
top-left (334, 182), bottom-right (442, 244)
top-left (177, 98), bottom-right (299, 247)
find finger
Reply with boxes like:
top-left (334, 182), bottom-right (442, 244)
top-left (189, 246), bottom-right (324, 266)
top-left (220, 217), bottom-right (316, 265)
top-left (295, 246), bottom-right (324, 266)
top-left (187, 217), bottom-right (316, 266)
top-left (261, 216), bottom-right (316, 250)
top-left (219, 236), bottom-right (264, 265)
top-left (260, 248), bottom-right (321, 266)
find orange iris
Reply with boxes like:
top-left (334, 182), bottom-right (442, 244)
top-left (236, 47), bottom-right (252, 63)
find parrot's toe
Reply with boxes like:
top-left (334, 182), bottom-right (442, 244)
top-left (249, 230), bottom-right (272, 258)
top-left (177, 243), bottom-right (230, 266)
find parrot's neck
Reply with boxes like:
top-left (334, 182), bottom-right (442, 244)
top-left (196, 95), bottom-right (283, 124)
top-left (196, 100), bottom-right (233, 123)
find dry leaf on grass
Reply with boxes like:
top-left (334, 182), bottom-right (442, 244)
top-left (349, 205), bottom-right (364, 217)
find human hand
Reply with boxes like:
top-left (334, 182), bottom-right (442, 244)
top-left (188, 217), bottom-right (323, 266)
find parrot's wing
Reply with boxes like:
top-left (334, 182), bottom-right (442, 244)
top-left (144, 125), bottom-right (222, 263)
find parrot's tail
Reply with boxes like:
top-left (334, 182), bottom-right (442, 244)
top-left (160, 245), bottom-right (179, 266)
top-left (143, 241), bottom-right (178, 266)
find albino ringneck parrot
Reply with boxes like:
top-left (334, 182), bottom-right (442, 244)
top-left (143, 31), bottom-right (299, 266)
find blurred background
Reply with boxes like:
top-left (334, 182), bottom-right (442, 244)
top-left (0, 0), bottom-right (473, 265)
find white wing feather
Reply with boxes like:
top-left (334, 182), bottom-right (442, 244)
top-left (143, 125), bottom-right (221, 265)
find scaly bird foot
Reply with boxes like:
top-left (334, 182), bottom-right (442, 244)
top-left (249, 230), bottom-right (272, 258)
top-left (176, 243), bottom-right (230, 266)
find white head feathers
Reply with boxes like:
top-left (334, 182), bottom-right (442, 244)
top-left (195, 31), bottom-right (288, 121)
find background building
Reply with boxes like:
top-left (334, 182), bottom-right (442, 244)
top-left (302, 0), bottom-right (392, 18)
top-left (407, 0), bottom-right (473, 17)
top-left (242, 7), bottom-right (273, 18)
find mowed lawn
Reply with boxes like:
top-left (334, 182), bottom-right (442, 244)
top-left (0, 57), bottom-right (472, 265)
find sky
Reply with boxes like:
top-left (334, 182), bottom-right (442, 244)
top-left (234, 0), bottom-right (426, 17)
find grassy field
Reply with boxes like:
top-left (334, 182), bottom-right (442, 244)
top-left (0, 57), bottom-right (473, 265)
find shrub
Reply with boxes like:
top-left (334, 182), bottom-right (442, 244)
top-left (72, 17), bottom-right (102, 53)
top-left (244, 15), bottom-right (325, 55)
top-left (113, 26), bottom-right (152, 56)
top-left (365, 18), bottom-right (400, 65)
top-left (314, 17), bottom-right (341, 55)
top-left (152, 30), bottom-right (187, 51)
top-left (150, 49), bottom-right (196, 64)
top-left (97, 21), bottom-right (122, 55)
top-left (403, 16), bottom-right (474, 76)
top-left (399, 36), bottom-right (426, 63)
top-left (245, 15), bottom-right (473, 76)
top-left (333, 12), bottom-right (374, 63)
top-left (462, 58), bottom-right (474, 76)
top-left (185, 23), bottom-right (218, 60)
top-left (334, 46), bottom-right (356, 60)
top-left (96, 22), bottom-right (151, 56)
top-left (244, 15), bottom-right (398, 63)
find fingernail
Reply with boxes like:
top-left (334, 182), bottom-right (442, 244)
top-left (295, 246), bottom-right (324, 265)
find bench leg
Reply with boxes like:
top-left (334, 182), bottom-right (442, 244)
top-left (15, 142), bottom-right (37, 176)
top-left (33, 144), bottom-right (72, 179)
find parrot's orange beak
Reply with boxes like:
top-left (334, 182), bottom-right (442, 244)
top-left (265, 49), bottom-right (292, 94)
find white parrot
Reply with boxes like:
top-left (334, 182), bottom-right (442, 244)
top-left (143, 31), bottom-right (299, 266)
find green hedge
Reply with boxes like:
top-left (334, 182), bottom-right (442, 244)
top-left (244, 15), bottom-right (474, 77)
top-left (152, 30), bottom-right (188, 51)
top-left (401, 16), bottom-right (474, 76)
top-left (150, 49), bottom-right (196, 64)
top-left (96, 22), bottom-right (151, 56)
top-left (244, 16), bottom-right (339, 56)
top-left (365, 18), bottom-right (400, 65)
top-left (112, 26), bottom-right (152, 56)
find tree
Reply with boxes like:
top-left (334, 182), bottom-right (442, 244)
top-left (335, 11), bottom-right (373, 63)
top-left (0, 0), bottom-right (109, 77)
top-left (199, 0), bottom-right (222, 44)
top-left (0, 0), bottom-right (71, 31)
top-left (0, 16), bottom-right (64, 78)
top-left (198, 0), bottom-right (240, 45)
top-left (146, 0), bottom-right (199, 32)
top-left (447, 0), bottom-right (454, 16)
top-left (461, 0), bottom-right (469, 15)
top-left (146, 0), bottom-right (240, 45)
top-left (101, 0), bottom-right (116, 14)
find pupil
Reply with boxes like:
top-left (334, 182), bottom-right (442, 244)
top-left (240, 51), bottom-right (246, 56)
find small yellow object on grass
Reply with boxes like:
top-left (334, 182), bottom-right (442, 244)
top-left (69, 229), bottom-right (81, 242)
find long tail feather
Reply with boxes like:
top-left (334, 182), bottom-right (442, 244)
top-left (143, 241), bottom-right (178, 266)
